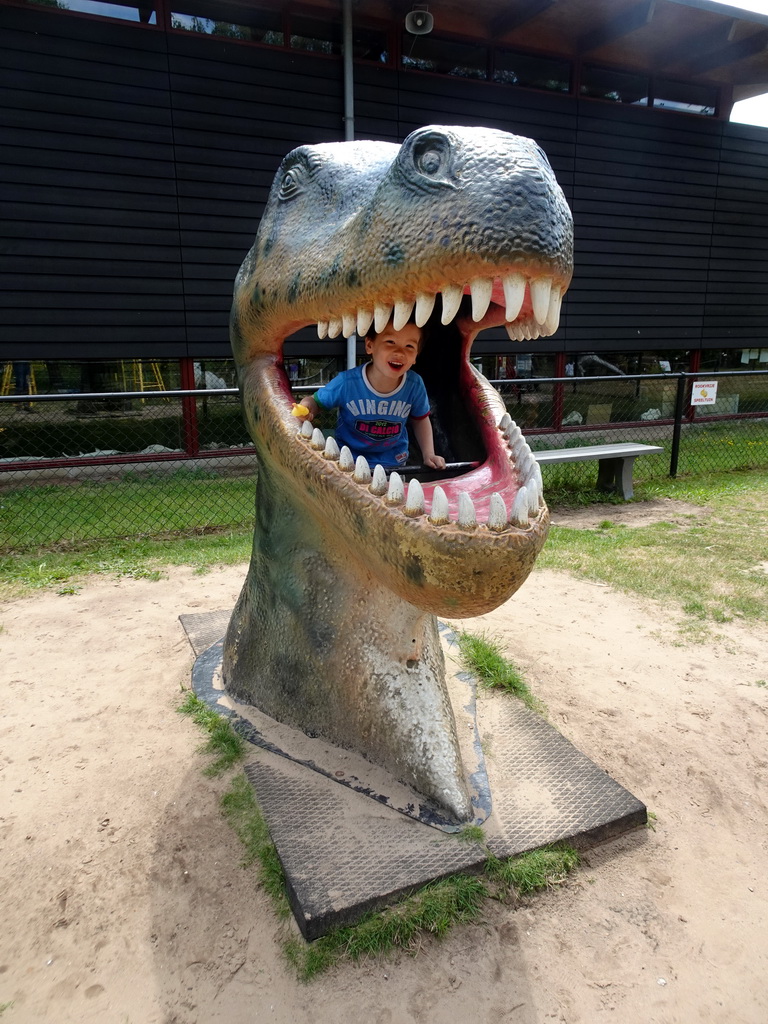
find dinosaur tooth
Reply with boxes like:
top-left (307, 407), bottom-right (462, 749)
top-left (505, 323), bottom-right (523, 342)
top-left (357, 308), bottom-right (374, 336)
top-left (339, 445), bottom-right (354, 471)
top-left (457, 492), bottom-right (476, 529)
top-left (327, 317), bottom-right (342, 339)
top-left (505, 421), bottom-right (521, 446)
top-left (323, 436), bottom-right (340, 460)
top-left (470, 278), bottom-right (493, 322)
top-left (369, 463), bottom-right (387, 495)
top-left (502, 273), bottom-right (526, 322)
top-left (510, 486), bottom-right (530, 527)
top-left (428, 485), bottom-right (449, 525)
top-left (317, 321), bottom-right (328, 339)
top-left (414, 292), bottom-right (436, 327)
top-left (526, 484), bottom-right (540, 516)
top-left (487, 492), bottom-right (507, 532)
top-left (530, 278), bottom-right (553, 325)
top-left (353, 455), bottom-right (371, 483)
top-left (499, 412), bottom-right (512, 431)
top-left (393, 299), bottom-right (415, 331)
top-left (386, 471), bottom-right (404, 505)
top-left (528, 460), bottom-right (543, 498)
top-left (342, 312), bottom-right (356, 338)
top-left (404, 478), bottom-right (425, 517)
top-left (440, 284), bottom-right (463, 325)
top-left (544, 287), bottom-right (562, 336)
top-left (311, 427), bottom-right (325, 450)
top-left (300, 419), bottom-right (314, 439)
top-left (374, 302), bottom-right (392, 333)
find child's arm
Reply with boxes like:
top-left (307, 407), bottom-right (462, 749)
top-left (411, 415), bottom-right (446, 470)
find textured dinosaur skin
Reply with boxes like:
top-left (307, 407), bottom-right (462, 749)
top-left (222, 126), bottom-right (573, 823)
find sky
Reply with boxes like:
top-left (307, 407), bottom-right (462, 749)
top-left (712, 0), bottom-right (768, 126)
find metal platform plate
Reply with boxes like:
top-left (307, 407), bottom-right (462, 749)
top-left (181, 610), bottom-right (646, 940)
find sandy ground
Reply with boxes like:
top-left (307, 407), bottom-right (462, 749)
top-left (1, 515), bottom-right (767, 1023)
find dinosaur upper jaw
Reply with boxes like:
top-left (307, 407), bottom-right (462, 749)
top-left (312, 269), bottom-right (567, 345)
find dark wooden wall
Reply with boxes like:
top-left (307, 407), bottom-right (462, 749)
top-left (2, 4), bottom-right (767, 361)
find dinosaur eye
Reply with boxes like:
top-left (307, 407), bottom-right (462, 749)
top-left (278, 167), bottom-right (304, 200)
top-left (417, 148), bottom-right (443, 176)
top-left (407, 131), bottom-right (454, 186)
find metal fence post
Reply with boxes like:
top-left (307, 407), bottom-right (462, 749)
top-left (669, 374), bottom-right (687, 478)
top-left (179, 358), bottom-right (200, 456)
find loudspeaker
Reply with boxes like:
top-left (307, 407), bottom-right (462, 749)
top-left (404, 8), bottom-right (433, 34)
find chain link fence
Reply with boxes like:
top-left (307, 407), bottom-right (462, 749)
top-left (1, 370), bottom-right (766, 552)
top-left (493, 369), bottom-right (768, 491)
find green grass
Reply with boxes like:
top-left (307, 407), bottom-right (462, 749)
top-left (285, 842), bottom-right (579, 980)
top-left (220, 774), bottom-right (290, 916)
top-left (0, 472), bottom-right (254, 553)
top-left (485, 844), bottom-right (579, 894)
top-left (0, 529), bottom-right (252, 598)
top-left (178, 691), bottom-right (246, 776)
top-left (538, 470), bottom-right (768, 628)
top-left (285, 874), bottom-right (489, 980)
top-left (455, 629), bottom-right (545, 714)
top-left (458, 824), bottom-right (486, 844)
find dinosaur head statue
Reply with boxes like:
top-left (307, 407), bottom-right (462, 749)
top-left (231, 125), bottom-right (573, 618)
top-left (223, 126), bottom-right (572, 821)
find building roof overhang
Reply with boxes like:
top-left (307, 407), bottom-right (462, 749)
top-left (346, 0), bottom-right (768, 102)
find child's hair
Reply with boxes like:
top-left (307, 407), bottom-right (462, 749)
top-left (365, 317), bottom-right (423, 348)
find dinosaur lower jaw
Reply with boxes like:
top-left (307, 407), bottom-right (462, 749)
top-left (314, 272), bottom-right (565, 342)
top-left (296, 397), bottom-right (541, 530)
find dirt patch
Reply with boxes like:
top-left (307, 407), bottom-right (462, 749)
top-left (0, 565), bottom-right (766, 1023)
top-left (550, 497), bottom-right (708, 530)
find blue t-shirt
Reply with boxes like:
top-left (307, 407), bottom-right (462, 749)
top-left (313, 364), bottom-right (430, 468)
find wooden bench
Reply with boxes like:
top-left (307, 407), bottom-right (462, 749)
top-left (533, 442), bottom-right (664, 500)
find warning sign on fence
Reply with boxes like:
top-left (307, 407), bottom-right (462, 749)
top-left (691, 381), bottom-right (718, 406)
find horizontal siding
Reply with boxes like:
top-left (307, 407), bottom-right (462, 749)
top-left (0, 5), bottom-right (184, 359)
top-left (707, 122), bottom-right (768, 348)
top-left (2, 5), bottom-right (768, 361)
top-left (165, 32), bottom-right (344, 351)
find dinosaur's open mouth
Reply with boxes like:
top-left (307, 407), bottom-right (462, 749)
top-left (279, 268), bottom-right (564, 536)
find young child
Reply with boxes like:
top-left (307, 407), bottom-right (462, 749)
top-left (297, 320), bottom-right (446, 471)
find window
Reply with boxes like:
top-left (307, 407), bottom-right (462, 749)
top-left (171, 2), bottom-right (282, 43)
top-left (653, 79), bottom-right (717, 117)
top-left (28, 0), bottom-right (156, 23)
top-left (580, 65), bottom-right (648, 105)
top-left (401, 34), bottom-right (488, 79)
top-left (290, 15), bottom-right (340, 55)
top-left (493, 50), bottom-right (570, 93)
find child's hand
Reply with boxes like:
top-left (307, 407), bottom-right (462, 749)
top-left (292, 398), bottom-right (317, 421)
top-left (424, 454), bottom-right (446, 470)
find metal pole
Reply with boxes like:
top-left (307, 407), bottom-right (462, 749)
top-left (343, 0), bottom-right (357, 367)
top-left (342, 0), bottom-right (354, 142)
top-left (669, 374), bottom-right (687, 478)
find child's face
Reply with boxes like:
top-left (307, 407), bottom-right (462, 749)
top-left (365, 323), bottom-right (421, 383)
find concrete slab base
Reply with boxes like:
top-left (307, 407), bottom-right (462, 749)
top-left (180, 610), bottom-right (647, 940)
